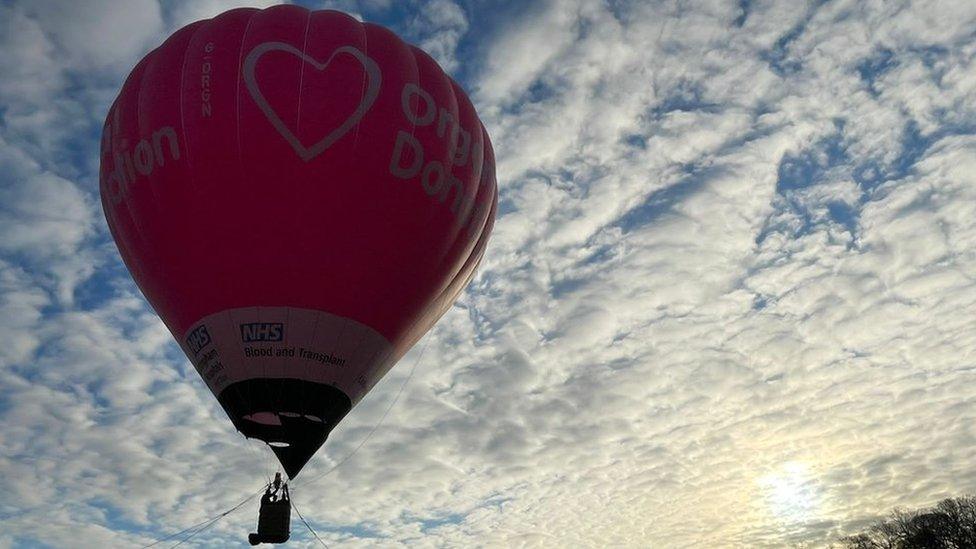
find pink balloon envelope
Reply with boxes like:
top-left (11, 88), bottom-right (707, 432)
top-left (99, 5), bottom-right (497, 478)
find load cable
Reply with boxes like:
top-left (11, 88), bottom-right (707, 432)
top-left (291, 496), bottom-right (329, 548)
top-left (140, 484), bottom-right (265, 548)
top-left (295, 334), bottom-right (430, 488)
top-left (144, 323), bottom-right (431, 547)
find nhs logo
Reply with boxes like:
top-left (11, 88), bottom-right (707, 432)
top-left (241, 322), bottom-right (284, 342)
top-left (186, 325), bottom-right (212, 355)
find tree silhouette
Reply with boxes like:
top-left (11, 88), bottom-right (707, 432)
top-left (839, 496), bottom-right (976, 549)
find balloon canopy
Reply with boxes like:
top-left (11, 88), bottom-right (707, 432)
top-left (99, 6), bottom-right (497, 478)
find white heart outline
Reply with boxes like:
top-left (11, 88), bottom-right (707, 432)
top-left (243, 41), bottom-right (382, 162)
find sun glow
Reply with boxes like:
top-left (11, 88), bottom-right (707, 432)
top-left (758, 461), bottom-right (822, 522)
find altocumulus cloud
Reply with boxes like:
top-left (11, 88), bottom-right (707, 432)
top-left (2, 0), bottom-right (976, 547)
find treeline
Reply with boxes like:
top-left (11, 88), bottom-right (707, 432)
top-left (838, 495), bottom-right (976, 549)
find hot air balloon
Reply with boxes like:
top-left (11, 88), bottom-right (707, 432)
top-left (99, 5), bottom-right (497, 481)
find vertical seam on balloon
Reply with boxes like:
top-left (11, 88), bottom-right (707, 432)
top-left (136, 50), bottom-right (165, 216)
top-left (305, 308), bottom-right (323, 399)
top-left (441, 129), bottom-right (495, 308)
top-left (375, 94), bottom-right (486, 373)
top-left (298, 312), bottom-right (319, 411)
top-left (426, 194), bottom-right (494, 331)
top-left (178, 22), bottom-right (206, 179)
top-left (344, 20), bottom-right (386, 394)
top-left (376, 250), bottom-right (449, 390)
top-left (295, 10), bottom-right (312, 136)
top-left (265, 305), bottom-right (284, 417)
top-left (406, 45), bottom-right (421, 153)
top-left (452, 80), bottom-right (485, 229)
top-left (350, 341), bottom-right (389, 406)
top-left (362, 44), bottom-right (423, 340)
top-left (273, 12), bottom-right (322, 317)
top-left (223, 308), bottom-right (241, 410)
top-left (351, 19), bottom-right (368, 150)
top-left (353, 37), bottom-right (421, 390)
top-left (373, 50), bottom-right (464, 344)
top-left (454, 105), bottom-right (491, 270)
top-left (464, 121), bottom-right (498, 253)
top-left (335, 315), bottom-right (372, 396)
top-left (267, 305), bottom-right (287, 417)
top-left (224, 308), bottom-right (248, 420)
top-left (438, 166), bottom-right (489, 301)
top-left (256, 305), bottom-right (265, 407)
top-left (235, 11), bottom-right (260, 417)
top-left (437, 210), bottom-right (490, 320)
top-left (364, 45), bottom-right (461, 378)
top-left (428, 75), bottom-right (466, 289)
top-left (286, 11), bottom-right (315, 296)
top-left (283, 306), bottom-right (292, 407)
top-left (125, 54), bottom-right (169, 317)
top-left (468, 123), bottom-right (495, 248)
top-left (236, 10), bottom-right (259, 180)
top-left (103, 97), bottom-right (147, 288)
top-left (415, 51), bottom-right (445, 264)
top-left (327, 316), bottom-right (351, 391)
top-left (237, 15), bottom-right (264, 418)
top-left (332, 24), bottom-right (405, 405)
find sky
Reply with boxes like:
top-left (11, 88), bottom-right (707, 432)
top-left (1, 0), bottom-right (976, 547)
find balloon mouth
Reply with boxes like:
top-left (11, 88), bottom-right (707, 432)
top-left (274, 412), bottom-right (326, 423)
top-left (244, 412), bottom-right (282, 425)
top-left (217, 379), bottom-right (353, 478)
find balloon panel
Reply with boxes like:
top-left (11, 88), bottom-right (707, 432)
top-left (99, 6), bottom-right (497, 476)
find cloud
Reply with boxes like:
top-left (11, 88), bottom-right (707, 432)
top-left (406, 0), bottom-right (468, 73)
top-left (18, 0), bottom-right (164, 74)
top-left (162, 0), bottom-right (282, 29)
top-left (0, 135), bottom-right (98, 304)
top-left (0, 260), bottom-right (49, 368)
top-left (2, 0), bottom-right (976, 547)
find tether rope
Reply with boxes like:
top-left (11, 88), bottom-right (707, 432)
top-left (291, 496), bottom-right (329, 548)
top-left (140, 485), bottom-right (265, 548)
top-left (295, 334), bottom-right (430, 488)
top-left (141, 335), bottom-right (428, 547)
